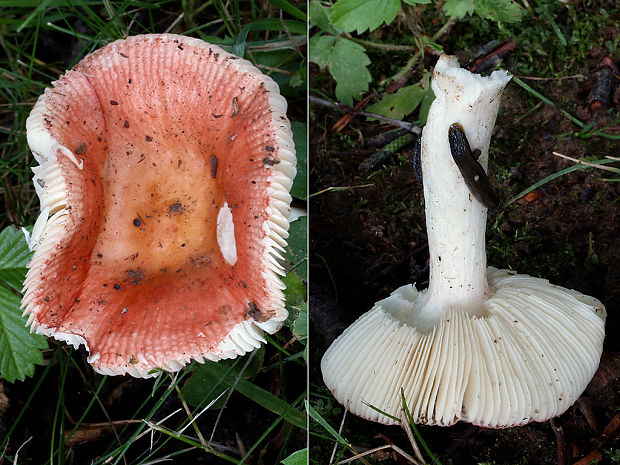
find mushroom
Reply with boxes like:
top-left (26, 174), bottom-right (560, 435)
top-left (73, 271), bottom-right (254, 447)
top-left (321, 55), bottom-right (606, 428)
top-left (22, 34), bottom-right (296, 377)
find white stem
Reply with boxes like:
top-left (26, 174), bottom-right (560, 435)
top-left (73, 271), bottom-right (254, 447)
top-left (416, 55), bottom-right (511, 325)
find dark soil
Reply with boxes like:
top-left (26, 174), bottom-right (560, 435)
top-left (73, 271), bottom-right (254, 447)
top-left (309, 8), bottom-right (620, 464)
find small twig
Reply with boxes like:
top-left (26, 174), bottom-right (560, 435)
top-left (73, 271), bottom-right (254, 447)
top-left (13, 436), bottom-right (32, 465)
top-left (310, 96), bottom-right (420, 133)
top-left (348, 36), bottom-right (416, 52)
top-left (103, 0), bottom-right (126, 38)
top-left (164, 12), bottom-right (185, 33)
top-left (178, 390), bottom-right (228, 435)
top-left (577, 398), bottom-right (601, 434)
top-left (389, 17), bottom-right (456, 87)
top-left (338, 444), bottom-right (420, 465)
top-left (175, 382), bottom-right (207, 446)
top-left (552, 151), bottom-right (620, 173)
top-left (256, 64), bottom-right (295, 75)
top-left (329, 406), bottom-right (348, 464)
top-left (550, 418), bottom-right (567, 465)
top-left (519, 74), bottom-right (586, 81)
top-left (280, 10), bottom-right (304, 60)
top-left (465, 39), bottom-right (517, 74)
top-left (309, 184), bottom-right (375, 198)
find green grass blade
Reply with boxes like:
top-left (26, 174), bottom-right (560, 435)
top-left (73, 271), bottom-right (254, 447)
top-left (193, 360), bottom-right (307, 429)
top-left (504, 158), bottom-right (618, 207)
top-left (401, 394), bottom-right (441, 465)
top-left (0, 346), bottom-right (59, 452)
top-left (239, 391), bottom-right (306, 463)
top-left (269, 0), bottom-right (307, 21)
top-left (305, 401), bottom-right (348, 446)
top-left (535, 0), bottom-right (566, 45)
top-left (513, 77), bottom-right (620, 140)
top-left (142, 422), bottom-right (239, 463)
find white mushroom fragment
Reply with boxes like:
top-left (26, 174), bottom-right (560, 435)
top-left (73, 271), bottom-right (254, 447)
top-left (321, 55), bottom-right (606, 428)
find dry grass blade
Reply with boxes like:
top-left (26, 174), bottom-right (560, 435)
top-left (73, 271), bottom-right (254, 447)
top-left (337, 444), bottom-right (421, 465)
top-left (400, 397), bottom-right (425, 464)
top-left (552, 152), bottom-right (620, 172)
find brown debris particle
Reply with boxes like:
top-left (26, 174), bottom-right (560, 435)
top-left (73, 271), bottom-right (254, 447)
top-left (75, 142), bottom-right (87, 154)
top-left (168, 202), bottom-right (183, 214)
top-left (110, 100), bottom-right (119, 105)
top-left (125, 268), bottom-right (145, 285)
top-left (210, 155), bottom-right (218, 178)
top-left (263, 156), bottom-right (280, 166)
top-left (244, 302), bottom-right (268, 322)
top-left (231, 97), bottom-right (239, 117)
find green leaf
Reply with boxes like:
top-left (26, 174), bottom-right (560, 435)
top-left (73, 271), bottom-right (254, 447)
top-left (308, 34), bottom-right (337, 68)
top-left (281, 448), bottom-right (308, 465)
top-left (421, 35), bottom-right (444, 52)
top-left (292, 302), bottom-right (307, 342)
top-left (290, 121), bottom-right (307, 200)
top-left (289, 64), bottom-right (306, 89)
top-left (331, 38), bottom-right (371, 104)
top-left (283, 272), bottom-right (306, 309)
top-left (284, 216), bottom-right (307, 279)
top-left (403, 0), bottom-right (431, 3)
top-left (0, 285), bottom-right (48, 382)
top-left (183, 359), bottom-right (307, 429)
top-left (309, 0), bottom-right (341, 34)
top-left (473, 0), bottom-right (524, 23)
top-left (0, 226), bottom-right (31, 291)
top-left (366, 84), bottom-right (425, 121)
top-left (330, 0), bottom-right (401, 34)
top-left (443, 0), bottom-right (474, 18)
top-left (310, 36), bottom-right (372, 105)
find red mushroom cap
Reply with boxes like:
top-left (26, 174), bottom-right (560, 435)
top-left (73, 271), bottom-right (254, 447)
top-left (23, 34), bottom-right (296, 377)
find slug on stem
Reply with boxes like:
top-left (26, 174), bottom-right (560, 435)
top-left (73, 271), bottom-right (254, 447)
top-left (448, 122), bottom-right (499, 209)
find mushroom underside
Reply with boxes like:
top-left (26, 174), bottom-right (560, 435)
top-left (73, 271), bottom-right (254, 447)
top-left (23, 34), bottom-right (296, 377)
top-left (321, 267), bottom-right (606, 428)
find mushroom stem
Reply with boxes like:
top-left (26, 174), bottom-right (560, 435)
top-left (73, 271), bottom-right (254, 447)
top-left (415, 55), bottom-right (511, 329)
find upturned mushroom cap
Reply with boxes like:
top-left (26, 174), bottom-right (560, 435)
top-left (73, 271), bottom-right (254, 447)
top-left (321, 267), bottom-right (606, 427)
top-left (321, 55), bottom-right (606, 428)
top-left (23, 34), bottom-right (296, 377)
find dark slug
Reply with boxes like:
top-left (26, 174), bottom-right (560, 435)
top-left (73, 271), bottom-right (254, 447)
top-left (448, 123), bottom-right (499, 209)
